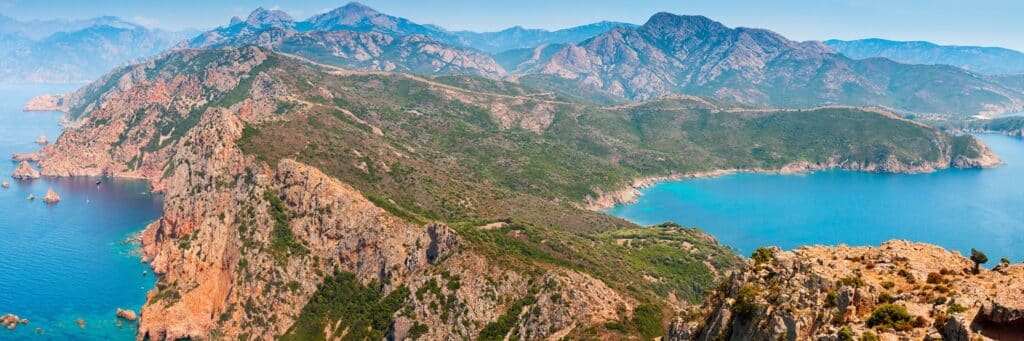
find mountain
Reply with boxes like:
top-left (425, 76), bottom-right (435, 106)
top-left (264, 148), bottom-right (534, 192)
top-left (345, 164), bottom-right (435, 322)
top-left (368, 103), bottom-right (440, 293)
top-left (186, 5), bottom-right (502, 78)
top-left (508, 13), bottom-right (1024, 116)
top-left (0, 15), bottom-right (196, 83)
top-left (451, 21), bottom-right (636, 54)
top-left (826, 38), bottom-right (1024, 75)
top-left (25, 46), bottom-right (998, 339)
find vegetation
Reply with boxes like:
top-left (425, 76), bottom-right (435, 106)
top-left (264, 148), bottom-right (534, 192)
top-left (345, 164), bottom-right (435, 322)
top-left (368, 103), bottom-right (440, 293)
top-left (731, 284), bottom-right (762, 319)
top-left (282, 271), bottom-right (409, 341)
top-left (263, 190), bottom-right (307, 261)
top-left (970, 248), bottom-right (988, 274)
top-left (865, 304), bottom-right (914, 331)
top-left (478, 293), bottom-right (537, 341)
top-left (750, 247), bottom-right (773, 265)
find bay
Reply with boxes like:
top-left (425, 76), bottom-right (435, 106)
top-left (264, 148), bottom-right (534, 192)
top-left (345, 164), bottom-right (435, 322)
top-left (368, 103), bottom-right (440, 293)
top-left (607, 134), bottom-right (1024, 263)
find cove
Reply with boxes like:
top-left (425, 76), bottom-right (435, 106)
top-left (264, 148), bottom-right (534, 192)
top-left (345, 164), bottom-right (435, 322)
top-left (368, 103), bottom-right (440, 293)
top-left (0, 83), bottom-right (162, 339)
top-left (607, 134), bottom-right (1024, 263)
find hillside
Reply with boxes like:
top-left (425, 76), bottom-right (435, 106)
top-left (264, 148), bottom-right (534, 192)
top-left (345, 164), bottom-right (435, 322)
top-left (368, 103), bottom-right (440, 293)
top-left (827, 38), bottom-right (1024, 75)
top-left (970, 116), bottom-right (1024, 137)
top-left (673, 241), bottom-right (1024, 340)
top-left (27, 47), bottom-right (1000, 339)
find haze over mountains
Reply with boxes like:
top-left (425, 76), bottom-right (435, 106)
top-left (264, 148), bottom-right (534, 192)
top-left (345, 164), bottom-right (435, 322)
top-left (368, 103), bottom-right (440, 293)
top-left (827, 38), bottom-right (1024, 75)
top-left (0, 15), bottom-right (196, 83)
top-left (181, 3), bottom-right (1024, 117)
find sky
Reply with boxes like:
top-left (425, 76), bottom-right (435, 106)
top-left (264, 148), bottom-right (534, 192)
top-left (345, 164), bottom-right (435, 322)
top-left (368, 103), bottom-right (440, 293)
top-left (1, 0), bottom-right (1023, 51)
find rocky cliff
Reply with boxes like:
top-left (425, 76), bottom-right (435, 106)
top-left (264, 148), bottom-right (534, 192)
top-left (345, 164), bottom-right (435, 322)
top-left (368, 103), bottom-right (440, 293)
top-left (672, 241), bottom-right (1024, 341)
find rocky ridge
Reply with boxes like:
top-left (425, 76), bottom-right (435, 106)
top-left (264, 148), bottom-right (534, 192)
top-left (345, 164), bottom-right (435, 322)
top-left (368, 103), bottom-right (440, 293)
top-left (672, 241), bottom-right (1024, 340)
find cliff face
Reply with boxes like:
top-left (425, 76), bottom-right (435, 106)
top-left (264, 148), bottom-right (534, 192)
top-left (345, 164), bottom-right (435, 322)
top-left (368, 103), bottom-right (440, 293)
top-left (673, 241), bottom-right (1024, 341)
top-left (133, 106), bottom-right (631, 340)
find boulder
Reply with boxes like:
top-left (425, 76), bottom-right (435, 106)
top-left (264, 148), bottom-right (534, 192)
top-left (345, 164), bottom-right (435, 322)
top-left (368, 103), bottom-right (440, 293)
top-left (43, 188), bottom-right (61, 204)
top-left (36, 135), bottom-right (48, 145)
top-left (116, 308), bottom-right (137, 321)
top-left (11, 161), bottom-right (40, 180)
top-left (2, 181), bottom-right (8, 188)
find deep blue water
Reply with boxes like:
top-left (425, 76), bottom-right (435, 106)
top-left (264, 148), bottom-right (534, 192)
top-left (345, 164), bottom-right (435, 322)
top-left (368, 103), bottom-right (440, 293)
top-left (608, 134), bottom-right (1024, 263)
top-left (0, 83), bottom-right (162, 339)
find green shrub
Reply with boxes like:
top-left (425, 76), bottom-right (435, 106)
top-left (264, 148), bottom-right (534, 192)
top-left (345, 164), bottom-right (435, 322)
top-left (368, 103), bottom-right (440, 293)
top-left (837, 326), bottom-right (854, 341)
top-left (731, 284), bottom-right (761, 319)
top-left (751, 247), bottom-right (773, 265)
top-left (947, 302), bottom-right (968, 314)
top-left (838, 276), bottom-right (864, 288)
top-left (865, 304), bottom-right (914, 330)
top-left (633, 303), bottom-right (664, 339)
top-left (859, 331), bottom-right (879, 341)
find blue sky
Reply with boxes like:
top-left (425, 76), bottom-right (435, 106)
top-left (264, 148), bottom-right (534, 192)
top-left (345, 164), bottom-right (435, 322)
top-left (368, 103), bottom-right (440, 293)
top-left (2, 0), bottom-right (1023, 51)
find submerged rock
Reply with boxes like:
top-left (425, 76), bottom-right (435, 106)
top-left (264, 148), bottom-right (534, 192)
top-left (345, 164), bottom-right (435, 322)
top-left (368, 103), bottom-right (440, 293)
top-left (1, 314), bottom-right (28, 330)
top-left (27, 194), bottom-right (35, 201)
top-left (75, 318), bottom-right (85, 329)
top-left (116, 308), bottom-right (137, 322)
top-left (11, 161), bottom-right (40, 180)
top-left (43, 188), bottom-right (61, 204)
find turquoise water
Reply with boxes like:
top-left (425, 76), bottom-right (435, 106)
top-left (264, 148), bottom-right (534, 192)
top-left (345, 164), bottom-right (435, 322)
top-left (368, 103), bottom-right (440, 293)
top-left (608, 134), bottom-right (1024, 263)
top-left (0, 83), bottom-right (162, 339)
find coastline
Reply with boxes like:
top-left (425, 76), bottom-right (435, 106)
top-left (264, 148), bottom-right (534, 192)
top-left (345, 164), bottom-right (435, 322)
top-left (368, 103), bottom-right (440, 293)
top-left (585, 152), bottom-right (1002, 211)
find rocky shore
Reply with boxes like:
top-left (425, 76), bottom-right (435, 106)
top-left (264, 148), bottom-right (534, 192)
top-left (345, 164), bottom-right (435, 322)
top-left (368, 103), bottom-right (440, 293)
top-left (671, 240), bottom-right (1024, 340)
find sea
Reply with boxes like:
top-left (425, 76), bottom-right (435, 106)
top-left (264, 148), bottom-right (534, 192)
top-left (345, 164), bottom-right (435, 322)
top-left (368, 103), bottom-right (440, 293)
top-left (0, 83), bottom-right (162, 339)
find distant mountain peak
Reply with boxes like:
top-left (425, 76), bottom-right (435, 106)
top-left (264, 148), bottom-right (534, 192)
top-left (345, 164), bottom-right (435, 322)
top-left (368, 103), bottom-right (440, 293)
top-left (244, 7), bottom-right (294, 28)
top-left (642, 12), bottom-right (725, 34)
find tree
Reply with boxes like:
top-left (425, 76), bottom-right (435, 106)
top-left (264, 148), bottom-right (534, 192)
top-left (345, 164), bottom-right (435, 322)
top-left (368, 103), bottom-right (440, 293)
top-left (970, 248), bottom-right (988, 274)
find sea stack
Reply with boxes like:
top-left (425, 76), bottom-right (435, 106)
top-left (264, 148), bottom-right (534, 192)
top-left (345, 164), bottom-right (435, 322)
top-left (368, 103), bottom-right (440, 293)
top-left (115, 308), bottom-right (137, 321)
top-left (43, 189), bottom-right (61, 204)
top-left (36, 135), bottom-right (48, 145)
top-left (1, 181), bottom-right (8, 188)
top-left (11, 161), bottom-right (40, 180)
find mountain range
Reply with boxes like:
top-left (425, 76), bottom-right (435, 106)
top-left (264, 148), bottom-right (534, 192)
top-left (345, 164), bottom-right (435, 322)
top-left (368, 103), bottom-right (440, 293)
top-left (0, 15), bottom-right (196, 83)
top-left (180, 3), bottom-right (1024, 117)
top-left (827, 38), bottom-right (1024, 75)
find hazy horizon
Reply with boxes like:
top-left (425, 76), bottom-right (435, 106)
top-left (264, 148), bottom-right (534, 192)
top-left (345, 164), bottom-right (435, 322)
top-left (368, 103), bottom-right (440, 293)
top-left (1, 0), bottom-right (1023, 51)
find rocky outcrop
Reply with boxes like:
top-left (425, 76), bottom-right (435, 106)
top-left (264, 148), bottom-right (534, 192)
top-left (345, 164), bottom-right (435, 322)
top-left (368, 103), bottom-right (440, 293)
top-left (35, 135), bottom-right (48, 145)
top-left (23, 94), bottom-right (66, 112)
top-left (1, 181), bottom-right (8, 188)
top-left (116, 308), bottom-right (138, 321)
top-left (1, 314), bottom-right (28, 330)
top-left (675, 240), bottom-right (1024, 341)
top-left (42, 188), bottom-right (60, 203)
top-left (11, 161), bottom-right (40, 180)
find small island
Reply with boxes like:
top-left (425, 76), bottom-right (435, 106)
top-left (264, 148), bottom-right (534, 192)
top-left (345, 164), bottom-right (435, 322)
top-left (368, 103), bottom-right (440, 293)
top-left (43, 189), bottom-right (61, 204)
top-left (11, 161), bottom-right (40, 180)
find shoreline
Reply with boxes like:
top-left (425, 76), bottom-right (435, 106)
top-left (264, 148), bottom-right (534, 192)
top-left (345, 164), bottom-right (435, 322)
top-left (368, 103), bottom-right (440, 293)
top-left (585, 155), bottom-right (1002, 211)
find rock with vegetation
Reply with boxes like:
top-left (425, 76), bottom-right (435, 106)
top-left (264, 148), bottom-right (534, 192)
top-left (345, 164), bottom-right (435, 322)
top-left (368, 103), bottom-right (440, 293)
top-left (672, 241), bottom-right (1024, 340)
top-left (29, 45), bottom-right (1008, 340)
top-left (11, 161), bottom-right (40, 180)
